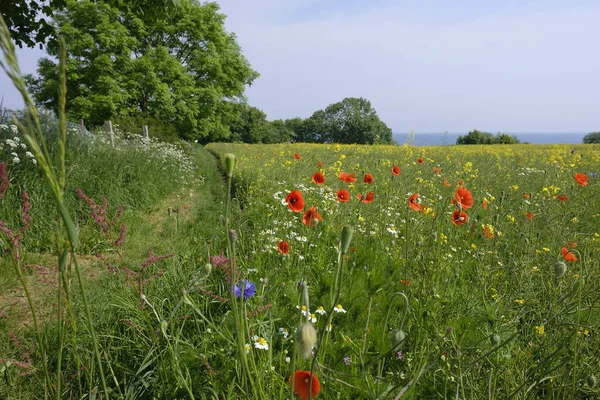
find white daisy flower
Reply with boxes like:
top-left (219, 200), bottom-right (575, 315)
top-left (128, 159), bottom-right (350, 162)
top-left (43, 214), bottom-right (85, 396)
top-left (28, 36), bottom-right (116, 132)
top-left (333, 304), bottom-right (346, 313)
top-left (254, 336), bottom-right (269, 350)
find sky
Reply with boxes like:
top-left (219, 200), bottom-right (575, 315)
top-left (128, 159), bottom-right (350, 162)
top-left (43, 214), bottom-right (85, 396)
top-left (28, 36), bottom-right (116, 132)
top-left (1, 0), bottom-right (599, 133)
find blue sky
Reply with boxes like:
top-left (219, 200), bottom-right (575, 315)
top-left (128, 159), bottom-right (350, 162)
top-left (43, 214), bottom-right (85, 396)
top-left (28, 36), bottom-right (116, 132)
top-left (1, 0), bottom-right (599, 133)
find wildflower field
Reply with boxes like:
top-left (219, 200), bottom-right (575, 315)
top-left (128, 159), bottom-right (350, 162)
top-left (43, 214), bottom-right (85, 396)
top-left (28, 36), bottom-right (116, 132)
top-left (202, 142), bottom-right (600, 399)
top-left (1, 126), bottom-right (599, 399)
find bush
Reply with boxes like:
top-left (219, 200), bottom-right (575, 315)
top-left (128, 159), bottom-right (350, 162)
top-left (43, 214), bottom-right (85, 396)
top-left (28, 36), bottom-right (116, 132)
top-left (583, 131), bottom-right (600, 144)
top-left (457, 130), bottom-right (520, 145)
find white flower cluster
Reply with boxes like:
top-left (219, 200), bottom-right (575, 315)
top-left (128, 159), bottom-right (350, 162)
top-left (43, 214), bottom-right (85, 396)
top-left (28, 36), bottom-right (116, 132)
top-left (0, 124), bottom-right (37, 165)
top-left (92, 124), bottom-right (196, 178)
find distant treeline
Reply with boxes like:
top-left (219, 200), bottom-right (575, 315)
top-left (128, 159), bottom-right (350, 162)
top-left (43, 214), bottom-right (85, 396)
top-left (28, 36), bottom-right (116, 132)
top-left (456, 130), bottom-right (520, 145)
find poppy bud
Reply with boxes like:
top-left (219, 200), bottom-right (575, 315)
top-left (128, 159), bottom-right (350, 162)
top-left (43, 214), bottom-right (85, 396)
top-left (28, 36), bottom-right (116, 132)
top-left (204, 263), bottom-right (212, 274)
top-left (490, 334), bottom-right (501, 346)
top-left (224, 153), bottom-right (235, 178)
top-left (391, 329), bottom-right (406, 349)
top-left (554, 261), bottom-right (567, 279)
top-left (340, 226), bottom-right (354, 254)
top-left (587, 375), bottom-right (597, 388)
top-left (229, 229), bottom-right (237, 244)
top-left (297, 323), bottom-right (317, 359)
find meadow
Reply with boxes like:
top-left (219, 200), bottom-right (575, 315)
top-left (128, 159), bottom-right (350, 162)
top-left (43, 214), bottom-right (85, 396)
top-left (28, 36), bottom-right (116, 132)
top-left (1, 26), bottom-right (599, 400)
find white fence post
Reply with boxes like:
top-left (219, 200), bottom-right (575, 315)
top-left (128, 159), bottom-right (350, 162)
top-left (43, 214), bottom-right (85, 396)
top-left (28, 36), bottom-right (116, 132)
top-left (104, 120), bottom-right (114, 148)
top-left (78, 119), bottom-right (86, 136)
top-left (142, 125), bottom-right (150, 150)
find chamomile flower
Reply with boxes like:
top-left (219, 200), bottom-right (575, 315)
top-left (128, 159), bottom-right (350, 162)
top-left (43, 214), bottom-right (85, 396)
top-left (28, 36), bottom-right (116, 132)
top-left (253, 336), bottom-right (269, 350)
top-left (333, 304), bottom-right (346, 313)
top-left (315, 306), bottom-right (326, 315)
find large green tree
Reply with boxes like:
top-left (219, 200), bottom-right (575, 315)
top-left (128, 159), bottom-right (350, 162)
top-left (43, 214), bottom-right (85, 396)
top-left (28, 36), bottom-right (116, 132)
top-left (1, 0), bottom-right (178, 48)
top-left (300, 97), bottom-right (393, 144)
top-left (25, 0), bottom-right (258, 141)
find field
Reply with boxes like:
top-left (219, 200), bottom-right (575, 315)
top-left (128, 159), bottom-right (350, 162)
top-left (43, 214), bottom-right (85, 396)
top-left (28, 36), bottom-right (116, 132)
top-left (1, 128), bottom-right (599, 398)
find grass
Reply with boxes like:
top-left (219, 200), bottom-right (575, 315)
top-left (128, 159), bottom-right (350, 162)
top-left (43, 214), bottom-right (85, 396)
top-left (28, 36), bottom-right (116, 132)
top-left (1, 17), bottom-right (599, 398)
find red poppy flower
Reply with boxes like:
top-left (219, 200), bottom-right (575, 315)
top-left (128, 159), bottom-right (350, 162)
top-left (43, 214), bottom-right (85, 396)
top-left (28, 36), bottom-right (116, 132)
top-left (312, 172), bottom-right (325, 185)
top-left (482, 225), bottom-right (494, 239)
top-left (452, 210), bottom-right (467, 226)
top-left (567, 241), bottom-right (577, 248)
top-left (392, 165), bottom-right (401, 176)
top-left (526, 212), bottom-right (535, 220)
top-left (302, 207), bottom-right (322, 226)
top-left (278, 241), bottom-right (289, 255)
top-left (417, 157), bottom-right (424, 164)
top-left (286, 190), bottom-right (305, 213)
top-left (337, 189), bottom-right (350, 202)
top-left (294, 153), bottom-right (301, 160)
top-left (482, 199), bottom-right (489, 210)
top-left (289, 370), bottom-right (321, 400)
top-left (561, 247), bottom-right (577, 262)
top-left (453, 187), bottom-right (474, 209)
top-left (316, 161), bottom-right (323, 168)
top-left (457, 179), bottom-right (464, 187)
top-left (433, 167), bottom-right (441, 174)
top-left (408, 193), bottom-right (421, 211)
top-left (523, 193), bottom-right (530, 199)
top-left (363, 173), bottom-right (373, 184)
top-left (575, 173), bottom-right (588, 186)
top-left (338, 171), bottom-right (357, 183)
top-left (357, 192), bottom-right (375, 203)
top-left (557, 195), bottom-right (568, 202)
top-left (443, 179), bottom-right (451, 187)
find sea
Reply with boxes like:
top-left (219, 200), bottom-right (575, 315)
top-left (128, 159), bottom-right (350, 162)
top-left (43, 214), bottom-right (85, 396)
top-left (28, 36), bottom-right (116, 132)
top-left (392, 132), bottom-right (586, 146)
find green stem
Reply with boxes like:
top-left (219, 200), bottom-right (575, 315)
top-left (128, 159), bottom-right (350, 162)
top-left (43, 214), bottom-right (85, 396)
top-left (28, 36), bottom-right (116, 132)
top-left (72, 255), bottom-right (110, 398)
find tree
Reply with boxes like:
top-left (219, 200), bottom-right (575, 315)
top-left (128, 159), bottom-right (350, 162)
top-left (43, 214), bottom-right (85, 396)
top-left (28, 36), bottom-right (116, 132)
top-left (1, 0), bottom-right (178, 48)
top-left (456, 130), bottom-right (520, 145)
top-left (583, 131), bottom-right (600, 144)
top-left (495, 133), bottom-right (520, 144)
top-left (25, 0), bottom-right (258, 141)
top-left (300, 97), bottom-right (392, 144)
top-left (456, 130), bottom-right (494, 144)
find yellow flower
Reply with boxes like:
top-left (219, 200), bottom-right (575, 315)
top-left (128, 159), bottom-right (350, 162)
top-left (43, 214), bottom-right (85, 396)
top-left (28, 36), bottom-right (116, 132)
top-left (507, 215), bottom-right (515, 223)
top-left (471, 243), bottom-right (477, 249)
top-left (512, 184), bottom-right (519, 190)
top-left (514, 299), bottom-right (525, 305)
top-left (535, 325), bottom-right (545, 335)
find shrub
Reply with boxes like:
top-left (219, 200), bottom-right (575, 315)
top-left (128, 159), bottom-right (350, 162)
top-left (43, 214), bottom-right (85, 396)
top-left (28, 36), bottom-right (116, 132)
top-left (583, 131), bottom-right (600, 144)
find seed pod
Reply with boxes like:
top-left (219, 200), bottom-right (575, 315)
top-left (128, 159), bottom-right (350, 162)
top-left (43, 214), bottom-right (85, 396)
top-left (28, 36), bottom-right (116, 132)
top-left (554, 261), bottom-right (567, 279)
top-left (297, 323), bottom-right (317, 359)
top-left (391, 329), bottom-right (406, 349)
top-left (204, 263), bottom-right (212, 275)
top-left (490, 334), bottom-right (501, 346)
top-left (224, 153), bottom-right (235, 178)
top-left (340, 226), bottom-right (354, 254)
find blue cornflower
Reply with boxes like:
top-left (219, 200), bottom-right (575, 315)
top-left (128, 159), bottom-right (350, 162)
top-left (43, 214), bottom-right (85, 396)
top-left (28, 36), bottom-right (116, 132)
top-left (234, 280), bottom-right (256, 301)
top-left (343, 356), bottom-right (351, 366)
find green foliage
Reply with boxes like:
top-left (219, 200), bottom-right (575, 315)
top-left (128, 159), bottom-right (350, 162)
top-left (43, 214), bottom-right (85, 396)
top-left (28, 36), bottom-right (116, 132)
top-left (225, 105), bottom-right (291, 144)
top-left (1, 0), bottom-right (180, 48)
top-left (457, 129), bottom-right (520, 145)
top-left (1, 111), bottom-right (195, 251)
top-left (25, 0), bottom-right (258, 142)
top-left (297, 97), bottom-right (393, 144)
top-left (583, 131), bottom-right (600, 144)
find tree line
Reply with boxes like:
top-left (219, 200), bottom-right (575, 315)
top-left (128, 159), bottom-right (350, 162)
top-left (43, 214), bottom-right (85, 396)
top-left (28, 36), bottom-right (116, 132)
top-left (2, 0), bottom-right (392, 145)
